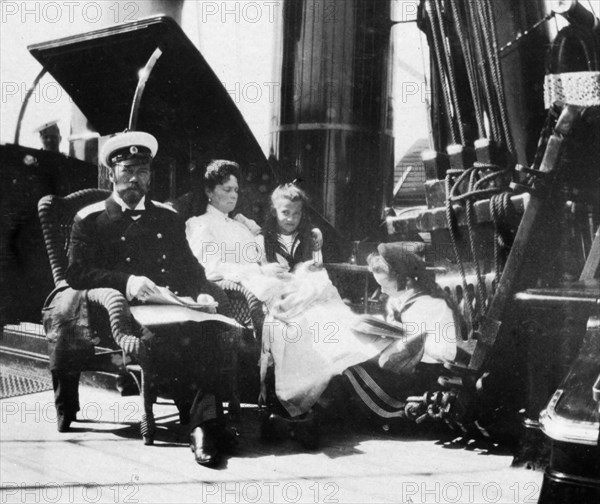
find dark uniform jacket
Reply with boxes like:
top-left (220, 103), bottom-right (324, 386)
top-left (66, 196), bottom-right (207, 298)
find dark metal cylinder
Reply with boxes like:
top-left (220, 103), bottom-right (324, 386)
top-left (270, 0), bottom-right (394, 241)
top-left (494, 0), bottom-right (552, 165)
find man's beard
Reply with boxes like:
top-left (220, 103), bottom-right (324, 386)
top-left (120, 185), bottom-right (144, 206)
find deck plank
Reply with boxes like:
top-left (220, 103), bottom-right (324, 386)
top-left (0, 386), bottom-right (543, 503)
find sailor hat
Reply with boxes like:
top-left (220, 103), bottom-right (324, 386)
top-left (100, 131), bottom-right (158, 168)
top-left (34, 120), bottom-right (60, 137)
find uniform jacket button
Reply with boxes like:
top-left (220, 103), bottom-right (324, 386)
top-left (121, 236), bottom-right (126, 241)
top-left (125, 257), bottom-right (131, 262)
top-left (157, 233), bottom-right (163, 239)
top-left (161, 268), bottom-right (166, 273)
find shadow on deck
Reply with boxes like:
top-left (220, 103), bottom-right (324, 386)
top-left (0, 382), bottom-right (544, 504)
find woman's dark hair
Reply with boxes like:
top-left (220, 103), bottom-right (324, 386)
top-left (203, 159), bottom-right (241, 191)
top-left (192, 159), bottom-right (241, 215)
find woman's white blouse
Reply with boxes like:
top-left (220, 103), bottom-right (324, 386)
top-left (185, 205), bottom-right (264, 281)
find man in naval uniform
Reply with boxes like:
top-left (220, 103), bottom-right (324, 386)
top-left (63, 130), bottom-right (231, 467)
top-left (34, 120), bottom-right (62, 153)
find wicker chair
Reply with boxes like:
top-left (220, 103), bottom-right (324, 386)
top-left (216, 280), bottom-right (265, 337)
top-left (38, 189), bottom-right (161, 440)
top-left (37, 189), bottom-right (241, 443)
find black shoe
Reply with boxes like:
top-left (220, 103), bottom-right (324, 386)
top-left (57, 411), bottom-right (76, 433)
top-left (290, 411), bottom-right (319, 450)
top-left (190, 426), bottom-right (221, 467)
top-left (260, 412), bottom-right (288, 443)
top-left (215, 426), bottom-right (239, 452)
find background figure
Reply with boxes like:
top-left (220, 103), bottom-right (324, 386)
top-left (34, 120), bottom-right (62, 153)
top-left (60, 131), bottom-right (232, 467)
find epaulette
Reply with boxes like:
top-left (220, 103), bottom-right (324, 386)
top-left (152, 200), bottom-right (177, 213)
top-left (76, 200), bottom-right (105, 219)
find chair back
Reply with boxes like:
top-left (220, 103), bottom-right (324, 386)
top-left (38, 189), bottom-right (111, 287)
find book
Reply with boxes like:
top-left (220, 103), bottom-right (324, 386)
top-left (143, 286), bottom-right (219, 311)
top-left (130, 305), bottom-right (242, 329)
top-left (351, 314), bottom-right (406, 340)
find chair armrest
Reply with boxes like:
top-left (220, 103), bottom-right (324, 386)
top-left (86, 288), bottom-right (142, 357)
top-left (216, 279), bottom-right (265, 333)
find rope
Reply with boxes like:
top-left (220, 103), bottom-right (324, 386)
top-left (476, 1), bottom-right (506, 148)
top-left (432, 0), bottom-right (466, 144)
top-left (489, 192), bottom-right (513, 288)
top-left (482, 0), bottom-right (516, 155)
top-left (444, 163), bottom-right (511, 330)
top-left (426, 0), bottom-right (457, 144)
top-left (465, 170), bottom-right (488, 312)
top-left (449, 0), bottom-right (486, 138)
top-left (445, 172), bottom-right (474, 331)
top-left (466, 2), bottom-right (501, 143)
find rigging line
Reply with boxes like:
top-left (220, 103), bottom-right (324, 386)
top-left (425, 0), bottom-right (458, 144)
top-left (483, 0), bottom-right (516, 155)
top-left (474, 1), bottom-right (503, 144)
top-left (454, 0), bottom-right (486, 136)
top-left (432, 0), bottom-right (466, 144)
top-left (449, 0), bottom-right (486, 137)
top-left (445, 172), bottom-right (476, 332)
top-left (465, 169), bottom-right (489, 311)
top-left (477, 1), bottom-right (503, 134)
top-left (467, 2), bottom-right (501, 143)
top-left (499, 12), bottom-right (555, 54)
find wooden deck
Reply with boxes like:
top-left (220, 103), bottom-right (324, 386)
top-left (0, 384), bottom-right (544, 503)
